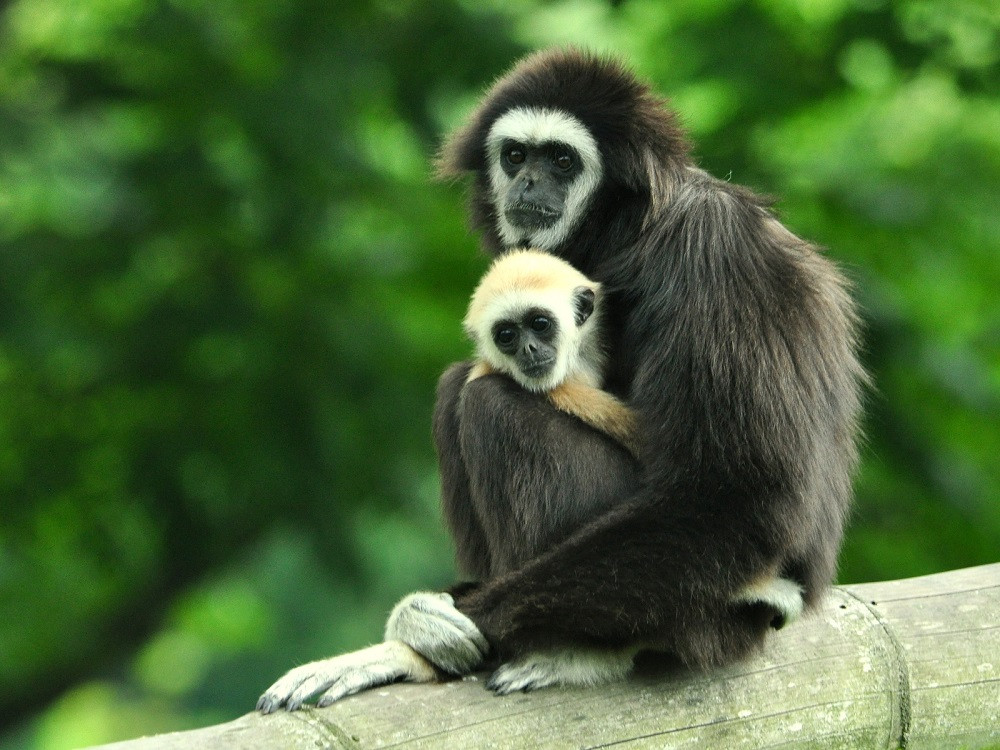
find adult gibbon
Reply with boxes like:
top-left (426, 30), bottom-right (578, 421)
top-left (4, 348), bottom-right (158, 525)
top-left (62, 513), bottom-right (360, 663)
top-left (257, 48), bottom-right (864, 710)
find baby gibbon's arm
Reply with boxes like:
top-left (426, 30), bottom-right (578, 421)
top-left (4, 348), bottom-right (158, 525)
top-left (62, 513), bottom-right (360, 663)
top-left (465, 361), bottom-right (495, 383)
top-left (547, 378), bottom-right (640, 458)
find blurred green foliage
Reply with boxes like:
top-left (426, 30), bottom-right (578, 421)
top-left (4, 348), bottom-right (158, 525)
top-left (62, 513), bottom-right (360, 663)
top-left (0, 0), bottom-right (996, 747)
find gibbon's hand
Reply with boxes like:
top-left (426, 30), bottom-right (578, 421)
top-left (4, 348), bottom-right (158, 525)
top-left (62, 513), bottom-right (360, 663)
top-left (256, 640), bottom-right (436, 713)
top-left (384, 591), bottom-right (490, 674)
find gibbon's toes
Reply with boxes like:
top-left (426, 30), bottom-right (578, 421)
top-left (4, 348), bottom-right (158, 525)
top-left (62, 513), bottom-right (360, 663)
top-left (257, 661), bottom-right (338, 713)
top-left (486, 660), bottom-right (553, 695)
top-left (286, 672), bottom-right (337, 711)
top-left (485, 648), bottom-right (636, 695)
top-left (255, 694), bottom-right (281, 714)
top-left (316, 669), bottom-right (381, 706)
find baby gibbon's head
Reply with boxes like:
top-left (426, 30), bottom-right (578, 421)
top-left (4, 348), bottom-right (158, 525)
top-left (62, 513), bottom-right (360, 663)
top-left (464, 249), bottom-right (603, 393)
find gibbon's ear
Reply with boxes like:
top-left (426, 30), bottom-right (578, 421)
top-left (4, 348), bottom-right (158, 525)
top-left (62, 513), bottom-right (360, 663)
top-left (572, 286), bottom-right (596, 326)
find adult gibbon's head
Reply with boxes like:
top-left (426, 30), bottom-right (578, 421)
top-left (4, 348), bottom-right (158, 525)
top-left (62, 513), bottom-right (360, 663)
top-left (438, 48), bottom-right (691, 256)
top-left (464, 249), bottom-right (604, 394)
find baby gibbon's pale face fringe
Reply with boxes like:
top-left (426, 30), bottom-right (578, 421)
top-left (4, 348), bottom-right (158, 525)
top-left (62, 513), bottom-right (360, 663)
top-left (464, 249), bottom-right (604, 393)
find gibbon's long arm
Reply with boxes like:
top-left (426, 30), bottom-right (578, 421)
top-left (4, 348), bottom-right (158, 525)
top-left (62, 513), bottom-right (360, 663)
top-left (444, 178), bottom-right (862, 669)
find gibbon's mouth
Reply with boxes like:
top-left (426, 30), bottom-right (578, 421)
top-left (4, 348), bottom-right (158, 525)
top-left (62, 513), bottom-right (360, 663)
top-left (519, 359), bottom-right (556, 379)
top-left (505, 202), bottom-right (561, 229)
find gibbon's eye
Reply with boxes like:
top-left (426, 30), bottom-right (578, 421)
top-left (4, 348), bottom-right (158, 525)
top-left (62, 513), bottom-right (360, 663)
top-left (495, 326), bottom-right (517, 347)
top-left (554, 151), bottom-right (573, 171)
top-left (529, 316), bottom-right (551, 333)
top-left (506, 146), bottom-right (525, 166)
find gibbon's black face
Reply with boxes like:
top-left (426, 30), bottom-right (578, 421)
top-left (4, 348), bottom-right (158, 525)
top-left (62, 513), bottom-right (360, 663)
top-left (487, 109), bottom-right (603, 250)
top-left (492, 307), bottom-right (560, 380)
top-left (438, 49), bottom-right (694, 258)
top-left (497, 139), bottom-right (582, 232)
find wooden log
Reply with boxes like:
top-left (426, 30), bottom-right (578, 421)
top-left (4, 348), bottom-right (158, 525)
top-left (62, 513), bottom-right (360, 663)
top-left (87, 563), bottom-right (1000, 749)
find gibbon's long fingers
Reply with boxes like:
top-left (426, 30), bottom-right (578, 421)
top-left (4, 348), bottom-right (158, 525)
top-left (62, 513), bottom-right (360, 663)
top-left (257, 666), bottom-right (312, 713)
top-left (315, 673), bottom-right (379, 707)
top-left (256, 642), bottom-right (436, 712)
top-left (257, 658), bottom-right (339, 714)
top-left (316, 641), bottom-right (438, 707)
top-left (384, 591), bottom-right (489, 674)
top-left (285, 672), bottom-right (337, 712)
top-left (315, 652), bottom-right (411, 706)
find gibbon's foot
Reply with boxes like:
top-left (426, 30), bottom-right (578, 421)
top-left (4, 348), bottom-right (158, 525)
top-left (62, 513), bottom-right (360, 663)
top-left (256, 641), bottom-right (435, 713)
top-left (384, 591), bottom-right (489, 674)
top-left (486, 648), bottom-right (637, 696)
top-left (735, 576), bottom-right (805, 629)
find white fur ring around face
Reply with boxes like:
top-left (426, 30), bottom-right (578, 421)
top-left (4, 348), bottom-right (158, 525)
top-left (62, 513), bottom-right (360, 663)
top-left (384, 591), bottom-right (490, 675)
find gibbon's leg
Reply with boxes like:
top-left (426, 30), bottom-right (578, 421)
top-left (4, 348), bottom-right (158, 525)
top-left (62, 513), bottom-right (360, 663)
top-left (475, 579), bottom-right (803, 695)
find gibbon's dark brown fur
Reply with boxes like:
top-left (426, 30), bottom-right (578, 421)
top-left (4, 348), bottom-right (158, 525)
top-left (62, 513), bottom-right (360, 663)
top-left (433, 48), bottom-right (866, 669)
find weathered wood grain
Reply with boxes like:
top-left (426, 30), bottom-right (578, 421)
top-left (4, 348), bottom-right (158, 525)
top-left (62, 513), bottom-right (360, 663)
top-left (88, 563), bottom-right (1000, 750)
